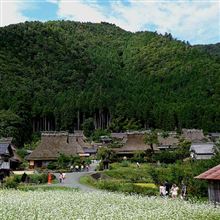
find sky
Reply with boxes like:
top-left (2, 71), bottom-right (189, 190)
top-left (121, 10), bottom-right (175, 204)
top-left (0, 0), bottom-right (220, 45)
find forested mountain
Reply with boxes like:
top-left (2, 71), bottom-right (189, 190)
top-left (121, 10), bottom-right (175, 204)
top-left (0, 21), bottom-right (219, 145)
top-left (194, 43), bottom-right (220, 57)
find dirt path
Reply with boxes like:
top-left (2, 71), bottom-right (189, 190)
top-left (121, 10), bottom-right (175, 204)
top-left (53, 163), bottom-right (98, 192)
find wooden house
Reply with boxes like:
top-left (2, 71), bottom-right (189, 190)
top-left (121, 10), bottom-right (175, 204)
top-left (190, 143), bottom-right (215, 160)
top-left (195, 164), bottom-right (220, 204)
top-left (0, 138), bottom-right (21, 171)
top-left (112, 132), bottom-right (159, 156)
top-left (0, 142), bottom-right (14, 180)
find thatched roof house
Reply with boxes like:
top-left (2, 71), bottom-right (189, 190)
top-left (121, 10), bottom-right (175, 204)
top-left (27, 131), bottom-right (93, 168)
top-left (157, 133), bottom-right (179, 150)
top-left (113, 133), bottom-right (158, 155)
top-left (182, 129), bottom-right (205, 143)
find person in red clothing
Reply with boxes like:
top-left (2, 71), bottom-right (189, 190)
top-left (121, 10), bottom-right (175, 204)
top-left (48, 172), bottom-right (52, 184)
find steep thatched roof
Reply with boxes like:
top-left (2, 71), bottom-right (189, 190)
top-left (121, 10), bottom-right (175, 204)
top-left (113, 133), bottom-right (158, 154)
top-left (158, 134), bottom-right (179, 147)
top-left (27, 132), bottom-right (85, 161)
top-left (182, 129), bottom-right (205, 142)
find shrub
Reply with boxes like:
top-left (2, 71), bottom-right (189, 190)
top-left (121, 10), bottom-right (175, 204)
top-left (4, 176), bottom-right (19, 189)
top-left (121, 160), bottom-right (130, 167)
top-left (29, 173), bottom-right (48, 184)
top-left (47, 161), bottom-right (58, 170)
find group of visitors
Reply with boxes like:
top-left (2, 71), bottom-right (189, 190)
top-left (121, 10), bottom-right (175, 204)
top-left (159, 181), bottom-right (187, 199)
top-left (58, 172), bottom-right (66, 183)
top-left (73, 164), bottom-right (90, 172)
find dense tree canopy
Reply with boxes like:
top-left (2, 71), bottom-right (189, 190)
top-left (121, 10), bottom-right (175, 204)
top-left (0, 21), bottom-right (219, 145)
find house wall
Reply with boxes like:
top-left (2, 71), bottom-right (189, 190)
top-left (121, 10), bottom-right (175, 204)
top-left (208, 181), bottom-right (220, 203)
top-left (195, 154), bottom-right (213, 160)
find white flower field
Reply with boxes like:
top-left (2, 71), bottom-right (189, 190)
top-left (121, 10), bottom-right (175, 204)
top-left (0, 190), bottom-right (219, 220)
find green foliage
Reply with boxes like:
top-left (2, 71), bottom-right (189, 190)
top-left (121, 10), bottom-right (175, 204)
top-left (29, 173), bottom-right (48, 184)
top-left (108, 117), bottom-right (141, 132)
top-left (0, 110), bottom-right (22, 145)
top-left (57, 153), bottom-right (72, 169)
top-left (55, 153), bottom-right (89, 170)
top-left (82, 118), bottom-right (95, 138)
top-left (3, 176), bottom-right (19, 189)
top-left (91, 129), bottom-right (110, 142)
top-left (131, 150), bottom-right (146, 163)
top-left (47, 161), bottom-right (58, 170)
top-left (96, 147), bottom-right (116, 161)
top-left (144, 131), bottom-right (159, 153)
top-left (121, 160), bottom-right (130, 167)
top-left (16, 148), bottom-right (28, 159)
top-left (0, 20), bottom-right (219, 141)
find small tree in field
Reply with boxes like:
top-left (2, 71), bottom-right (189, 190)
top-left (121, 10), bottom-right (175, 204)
top-left (144, 130), bottom-right (159, 154)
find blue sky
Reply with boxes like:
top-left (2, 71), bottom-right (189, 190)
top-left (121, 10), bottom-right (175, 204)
top-left (1, 0), bottom-right (220, 45)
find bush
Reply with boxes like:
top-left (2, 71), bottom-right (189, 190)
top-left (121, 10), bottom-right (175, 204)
top-left (121, 160), bottom-right (130, 167)
top-left (29, 173), bottom-right (48, 184)
top-left (47, 161), bottom-right (58, 170)
top-left (4, 176), bottom-right (19, 189)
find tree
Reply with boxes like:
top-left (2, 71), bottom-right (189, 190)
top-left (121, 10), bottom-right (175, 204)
top-left (0, 110), bottom-right (22, 145)
top-left (82, 118), bottom-right (95, 138)
top-left (144, 130), bottom-right (159, 153)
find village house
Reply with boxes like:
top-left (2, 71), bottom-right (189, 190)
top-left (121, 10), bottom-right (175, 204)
top-left (195, 164), bottom-right (220, 204)
top-left (112, 132), bottom-right (159, 156)
top-left (27, 131), bottom-right (95, 168)
top-left (208, 133), bottom-right (220, 143)
top-left (190, 143), bottom-right (215, 160)
top-left (182, 129), bottom-right (207, 143)
top-left (0, 138), bottom-right (21, 173)
top-left (157, 132), bottom-right (179, 151)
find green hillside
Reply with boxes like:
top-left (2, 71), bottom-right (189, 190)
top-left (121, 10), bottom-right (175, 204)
top-left (0, 21), bottom-right (219, 145)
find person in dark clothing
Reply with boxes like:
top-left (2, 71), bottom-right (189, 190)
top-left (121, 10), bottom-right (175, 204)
top-left (164, 181), bottom-right (171, 196)
top-left (181, 182), bottom-right (187, 200)
top-left (21, 172), bottom-right (27, 182)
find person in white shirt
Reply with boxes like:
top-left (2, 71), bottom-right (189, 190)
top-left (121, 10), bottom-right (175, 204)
top-left (171, 184), bottom-right (179, 199)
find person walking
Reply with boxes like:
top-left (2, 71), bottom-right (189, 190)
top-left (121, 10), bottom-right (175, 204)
top-left (59, 172), bottom-right (63, 183)
top-left (164, 181), bottom-right (171, 196)
top-left (181, 182), bottom-right (187, 200)
top-left (159, 183), bottom-right (166, 197)
top-left (62, 173), bottom-right (66, 182)
top-left (171, 184), bottom-right (179, 199)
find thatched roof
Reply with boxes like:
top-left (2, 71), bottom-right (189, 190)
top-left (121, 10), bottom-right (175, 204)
top-left (182, 129), bottom-right (205, 142)
top-left (113, 133), bottom-right (158, 154)
top-left (27, 132), bottom-right (85, 161)
top-left (158, 134), bottom-right (179, 147)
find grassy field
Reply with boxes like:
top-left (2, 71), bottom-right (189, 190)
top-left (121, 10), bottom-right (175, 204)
top-left (0, 189), bottom-right (219, 220)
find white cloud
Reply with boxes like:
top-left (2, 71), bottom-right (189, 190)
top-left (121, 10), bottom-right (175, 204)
top-left (47, 0), bottom-right (59, 4)
top-left (57, 0), bottom-right (107, 23)
top-left (54, 0), bottom-right (220, 44)
top-left (0, 0), bottom-right (29, 27)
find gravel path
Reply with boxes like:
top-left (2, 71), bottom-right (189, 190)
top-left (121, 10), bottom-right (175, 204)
top-left (53, 163), bottom-right (99, 192)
